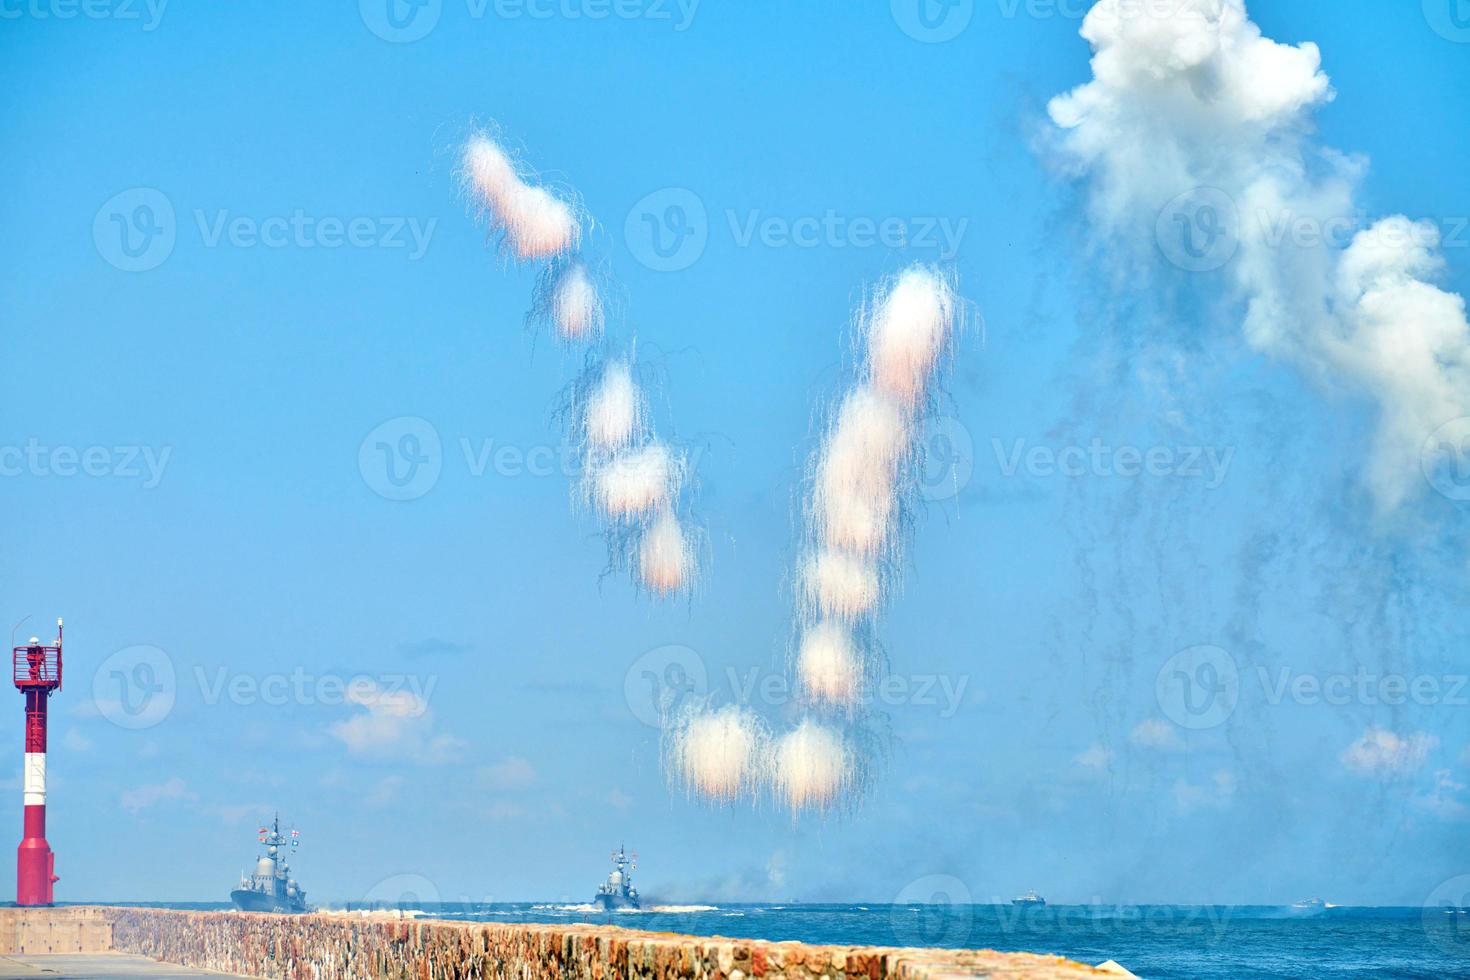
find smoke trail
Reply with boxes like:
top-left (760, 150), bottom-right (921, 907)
top-left (459, 125), bottom-right (701, 599)
top-left (667, 264), bottom-right (964, 815)
top-left (812, 385), bottom-right (911, 558)
top-left (460, 133), bottom-right (580, 262)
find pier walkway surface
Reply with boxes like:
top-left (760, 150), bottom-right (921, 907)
top-left (0, 953), bottom-right (254, 979)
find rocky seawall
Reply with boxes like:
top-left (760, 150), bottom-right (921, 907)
top-left (85, 907), bottom-right (1116, 979)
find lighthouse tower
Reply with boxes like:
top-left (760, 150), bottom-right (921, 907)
top-left (13, 618), bottom-right (61, 906)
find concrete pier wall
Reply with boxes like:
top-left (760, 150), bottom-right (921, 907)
top-left (0, 907), bottom-right (112, 955)
top-left (3, 907), bottom-right (1112, 979)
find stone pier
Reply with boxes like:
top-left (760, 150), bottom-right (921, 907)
top-left (0, 907), bottom-right (1123, 979)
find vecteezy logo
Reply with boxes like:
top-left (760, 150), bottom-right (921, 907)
top-left (358, 417), bottom-right (442, 501)
top-left (360, 0), bottom-right (442, 42)
top-left (917, 416), bottom-right (975, 501)
top-left (890, 874), bottom-right (974, 947)
top-left (1156, 644), bottom-right (1240, 730)
top-left (890, 0), bottom-right (973, 43)
top-left (1422, 874), bottom-right (1470, 955)
top-left (1423, 0), bottom-right (1470, 43)
top-left (624, 188), bottom-right (708, 272)
top-left (624, 644), bottom-right (707, 728)
top-left (1155, 187), bottom-right (1239, 273)
top-left (93, 188), bottom-right (176, 273)
top-left (1422, 417), bottom-right (1470, 501)
top-left (92, 645), bottom-right (176, 730)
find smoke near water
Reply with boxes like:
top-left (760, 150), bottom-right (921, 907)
top-left (666, 264), bottom-right (964, 815)
top-left (459, 127), bottom-right (700, 598)
top-left (1045, 0), bottom-right (1470, 515)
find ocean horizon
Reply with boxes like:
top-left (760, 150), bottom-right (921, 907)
top-left (77, 902), bottom-right (1470, 979)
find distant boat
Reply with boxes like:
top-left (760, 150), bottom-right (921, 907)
top-left (1012, 891), bottom-right (1046, 907)
top-left (230, 815), bottom-right (308, 913)
top-left (593, 845), bottom-right (640, 911)
top-left (1291, 897), bottom-right (1326, 911)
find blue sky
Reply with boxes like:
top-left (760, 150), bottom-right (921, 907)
top-left (2, 0), bottom-right (1469, 908)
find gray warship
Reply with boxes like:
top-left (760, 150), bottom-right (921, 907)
top-left (230, 816), bottom-right (308, 913)
top-left (593, 846), bottom-right (639, 911)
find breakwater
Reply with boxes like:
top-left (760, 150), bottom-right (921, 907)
top-left (0, 907), bottom-right (1117, 978)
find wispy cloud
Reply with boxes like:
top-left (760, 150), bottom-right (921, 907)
top-left (327, 683), bottom-right (463, 764)
top-left (1173, 770), bottom-right (1237, 814)
top-left (121, 777), bottom-right (194, 814)
top-left (1340, 727), bottom-right (1437, 777)
top-left (1129, 718), bottom-right (1183, 750)
top-left (480, 756), bottom-right (538, 791)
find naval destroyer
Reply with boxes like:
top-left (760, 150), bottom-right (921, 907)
top-left (593, 846), bottom-right (640, 910)
top-left (230, 816), bottom-right (309, 913)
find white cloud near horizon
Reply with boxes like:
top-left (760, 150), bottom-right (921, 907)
top-left (1047, 0), bottom-right (1470, 513)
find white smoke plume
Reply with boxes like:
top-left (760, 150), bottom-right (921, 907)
top-left (579, 359), bottom-right (645, 455)
top-left (795, 620), bottom-right (864, 707)
top-left (588, 441), bottom-right (683, 521)
top-left (532, 260), bottom-right (604, 344)
top-left (772, 719), bottom-right (853, 813)
top-left (813, 385), bottom-right (911, 557)
top-left (865, 266), bottom-right (959, 411)
top-left (1047, 0), bottom-right (1470, 513)
top-left (461, 133), bottom-right (580, 262)
top-left (801, 549), bottom-right (882, 621)
top-left (666, 704), bottom-right (770, 804)
top-left (637, 506), bottom-right (695, 596)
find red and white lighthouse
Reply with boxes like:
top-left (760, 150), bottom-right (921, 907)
top-left (13, 618), bottom-right (61, 906)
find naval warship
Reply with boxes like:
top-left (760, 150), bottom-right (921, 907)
top-left (593, 846), bottom-right (639, 910)
top-left (230, 816), bottom-right (309, 913)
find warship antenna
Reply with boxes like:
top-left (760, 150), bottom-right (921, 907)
top-left (13, 617), bottom-right (62, 905)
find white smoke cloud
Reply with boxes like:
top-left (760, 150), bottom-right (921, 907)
top-left (1047, 0), bottom-right (1470, 513)
top-left (461, 133), bottom-right (580, 262)
top-left (665, 704), bottom-right (769, 804)
top-left (772, 719), bottom-right (853, 813)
